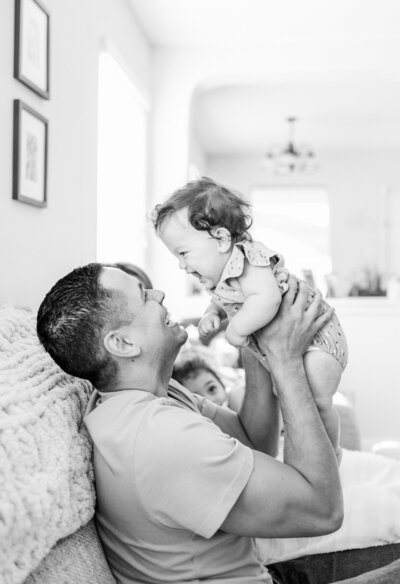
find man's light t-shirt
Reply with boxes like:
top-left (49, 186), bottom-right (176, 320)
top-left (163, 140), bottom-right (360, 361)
top-left (84, 381), bottom-right (272, 583)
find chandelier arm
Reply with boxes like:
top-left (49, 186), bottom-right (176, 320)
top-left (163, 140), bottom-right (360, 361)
top-left (262, 116), bottom-right (318, 174)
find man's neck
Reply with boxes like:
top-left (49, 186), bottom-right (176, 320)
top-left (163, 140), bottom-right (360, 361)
top-left (108, 360), bottom-right (172, 397)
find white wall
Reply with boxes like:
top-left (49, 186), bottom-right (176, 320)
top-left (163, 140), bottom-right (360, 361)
top-left (0, 0), bottom-right (151, 310)
top-left (206, 149), bottom-right (400, 284)
top-left (330, 298), bottom-right (400, 448)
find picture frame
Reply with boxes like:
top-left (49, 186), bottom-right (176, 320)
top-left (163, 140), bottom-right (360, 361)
top-left (13, 99), bottom-right (48, 207)
top-left (14, 0), bottom-right (50, 99)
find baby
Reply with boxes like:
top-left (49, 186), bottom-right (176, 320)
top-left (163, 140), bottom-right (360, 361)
top-left (152, 177), bottom-right (348, 459)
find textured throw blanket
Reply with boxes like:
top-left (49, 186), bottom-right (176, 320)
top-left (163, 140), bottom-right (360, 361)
top-left (257, 448), bottom-right (400, 564)
top-left (0, 305), bottom-right (95, 584)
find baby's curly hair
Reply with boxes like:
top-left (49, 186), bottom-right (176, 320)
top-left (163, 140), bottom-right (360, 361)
top-left (152, 177), bottom-right (252, 242)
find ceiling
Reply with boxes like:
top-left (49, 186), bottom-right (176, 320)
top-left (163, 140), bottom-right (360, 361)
top-left (129, 0), bottom-right (400, 153)
top-left (129, 0), bottom-right (400, 47)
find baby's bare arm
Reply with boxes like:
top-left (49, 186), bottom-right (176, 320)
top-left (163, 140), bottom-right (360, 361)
top-left (227, 264), bottom-right (282, 342)
top-left (204, 300), bottom-right (224, 317)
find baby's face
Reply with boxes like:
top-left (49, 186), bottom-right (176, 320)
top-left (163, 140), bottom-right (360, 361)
top-left (183, 370), bottom-right (227, 406)
top-left (159, 209), bottom-right (229, 290)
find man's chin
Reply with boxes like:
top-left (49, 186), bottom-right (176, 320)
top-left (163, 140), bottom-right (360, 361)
top-left (168, 328), bottom-right (188, 362)
top-left (177, 327), bottom-right (188, 344)
top-left (166, 321), bottom-right (188, 343)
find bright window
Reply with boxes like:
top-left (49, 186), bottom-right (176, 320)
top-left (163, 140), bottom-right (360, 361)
top-left (97, 50), bottom-right (148, 265)
top-left (250, 187), bottom-right (331, 294)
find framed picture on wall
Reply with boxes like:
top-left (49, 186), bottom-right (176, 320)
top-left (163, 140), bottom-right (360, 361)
top-left (14, 0), bottom-right (50, 99)
top-left (13, 100), bottom-right (48, 207)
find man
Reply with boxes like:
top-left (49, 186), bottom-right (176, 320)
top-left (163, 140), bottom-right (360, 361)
top-left (37, 263), bottom-right (343, 583)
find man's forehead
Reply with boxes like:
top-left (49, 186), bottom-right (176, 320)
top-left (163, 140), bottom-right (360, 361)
top-left (100, 266), bottom-right (142, 297)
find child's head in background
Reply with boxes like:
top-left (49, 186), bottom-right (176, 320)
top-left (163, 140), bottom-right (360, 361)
top-left (152, 177), bottom-right (252, 290)
top-left (173, 351), bottom-right (227, 406)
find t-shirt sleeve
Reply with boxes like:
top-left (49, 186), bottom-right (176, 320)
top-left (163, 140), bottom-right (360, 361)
top-left (133, 405), bottom-right (254, 539)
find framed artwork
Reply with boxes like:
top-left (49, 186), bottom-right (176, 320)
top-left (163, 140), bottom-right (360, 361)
top-left (13, 100), bottom-right (48, 207)
top-left (14, 0), bottom-right (50, 98)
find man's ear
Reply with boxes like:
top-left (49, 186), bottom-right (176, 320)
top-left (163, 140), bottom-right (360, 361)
top-left (212, 227), bottom-right (232, 253)
top-left (103, 329), bottom-right (141, 359)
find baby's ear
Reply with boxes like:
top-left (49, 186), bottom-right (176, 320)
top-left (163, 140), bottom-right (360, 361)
top-left (212, 227), bottom-right (231, 253)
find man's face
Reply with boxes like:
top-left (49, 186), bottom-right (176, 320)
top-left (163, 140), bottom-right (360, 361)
top-left (100, 267), bottom-right (187, 360)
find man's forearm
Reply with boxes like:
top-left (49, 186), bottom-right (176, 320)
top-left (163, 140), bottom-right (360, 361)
top-left (270, 356), bottom-right (342, 519)
top-left (208, 350), bottom-right (280, 453)
top-left (238, 349), bottom-right (280, 457)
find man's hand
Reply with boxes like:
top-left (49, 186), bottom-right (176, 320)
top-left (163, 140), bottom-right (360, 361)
top-left (198, 312), bottom-right (221, 338)
top-left (255, 276), bottom-right (334, 364)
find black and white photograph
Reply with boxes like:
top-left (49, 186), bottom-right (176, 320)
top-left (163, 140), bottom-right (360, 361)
top-left (14, 0), bottom-right (50, 98)
top-left (2, 2), bottom-right (400, 584)
top-left (12, 99), bottom-right (48, 206)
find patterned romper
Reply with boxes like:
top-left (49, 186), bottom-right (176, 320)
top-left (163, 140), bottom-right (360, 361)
top-left (208, 240), bottom-right (348, 371)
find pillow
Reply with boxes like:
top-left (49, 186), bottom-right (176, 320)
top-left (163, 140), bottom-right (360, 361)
top-left (0, 305), bottom-right (95, 584)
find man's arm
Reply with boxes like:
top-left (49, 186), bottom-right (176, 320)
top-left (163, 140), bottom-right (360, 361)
top-left (237, 350), bottom-right (280, 457)
top-left (219, 278), bottom-right (343, 539)
top-left (199, 349), bottom-right (279, 455)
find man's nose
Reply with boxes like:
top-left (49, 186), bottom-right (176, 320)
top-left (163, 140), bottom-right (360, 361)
top-left (178, 257), bottom-right (186, 270)
top-left (148, 289), bottom-right (165, 303)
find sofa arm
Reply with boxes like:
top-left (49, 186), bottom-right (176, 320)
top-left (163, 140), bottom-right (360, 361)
top-left (24, 520), bottom-right (116, 584)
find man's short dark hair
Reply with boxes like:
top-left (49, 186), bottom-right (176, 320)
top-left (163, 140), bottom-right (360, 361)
top-left (37, 263), bottom-right (126, 389)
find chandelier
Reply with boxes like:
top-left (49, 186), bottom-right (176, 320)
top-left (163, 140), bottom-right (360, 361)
top-left (262, 117), bottom-right (318, 175)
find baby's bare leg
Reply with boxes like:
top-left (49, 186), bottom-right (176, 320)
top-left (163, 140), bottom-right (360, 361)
top-left (304, 350), bottom-right (343, 463)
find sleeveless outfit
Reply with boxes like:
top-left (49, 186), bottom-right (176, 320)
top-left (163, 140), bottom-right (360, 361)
top-left (208, 240), bottom-right (348, 371)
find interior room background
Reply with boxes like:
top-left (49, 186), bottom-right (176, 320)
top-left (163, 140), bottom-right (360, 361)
top-left (1, 0), bottom-right (399, 450)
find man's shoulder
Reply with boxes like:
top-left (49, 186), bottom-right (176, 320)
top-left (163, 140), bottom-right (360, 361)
top-left (84, 384), bottom-right (204, 442)
top-left (167, 379), bottom-right (201, 411)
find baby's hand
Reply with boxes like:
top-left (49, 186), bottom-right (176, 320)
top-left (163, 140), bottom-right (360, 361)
top-left (225, 324), bottom-right (249, 348)
top-left (274, 266), bottom-right (290, 294)
top-left (198, 313), bottom-right (221, 338)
